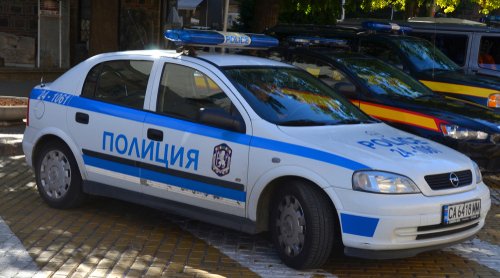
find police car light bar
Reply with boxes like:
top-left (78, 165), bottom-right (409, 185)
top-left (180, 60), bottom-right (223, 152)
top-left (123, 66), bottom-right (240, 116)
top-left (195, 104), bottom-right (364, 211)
top-left (362, 21), bottom-right (412, 34)
top-left (288, 36), bottom-right (349, 47)
top-left (164, 29), bottom-right (279, 49)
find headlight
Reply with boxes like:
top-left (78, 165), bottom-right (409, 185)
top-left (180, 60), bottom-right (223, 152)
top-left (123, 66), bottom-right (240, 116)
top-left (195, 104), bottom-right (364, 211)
top-left (472, 161), bottom-right (482, 184)
top-left (352, 171), bottom-right (420, 194)
top-left (440, 124), bottom-right (488, 140)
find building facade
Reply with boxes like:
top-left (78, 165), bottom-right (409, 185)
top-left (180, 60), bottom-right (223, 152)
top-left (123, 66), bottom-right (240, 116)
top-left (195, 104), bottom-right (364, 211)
top-left (0, 0), bottom-right (236, 69)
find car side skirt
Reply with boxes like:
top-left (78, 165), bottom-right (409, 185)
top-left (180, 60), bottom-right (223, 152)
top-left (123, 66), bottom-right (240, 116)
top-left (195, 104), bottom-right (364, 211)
top-left (82, 180), bottom-right (258, 234)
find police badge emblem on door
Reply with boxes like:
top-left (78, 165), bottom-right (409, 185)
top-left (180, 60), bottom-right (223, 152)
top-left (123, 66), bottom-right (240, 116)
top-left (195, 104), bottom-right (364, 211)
top-left (212, 144), bottom-right (232, 177)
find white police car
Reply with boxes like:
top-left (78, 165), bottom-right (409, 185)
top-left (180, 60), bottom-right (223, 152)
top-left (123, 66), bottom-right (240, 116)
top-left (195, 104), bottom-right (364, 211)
top-left (22, 30), bottom-right (491, 269)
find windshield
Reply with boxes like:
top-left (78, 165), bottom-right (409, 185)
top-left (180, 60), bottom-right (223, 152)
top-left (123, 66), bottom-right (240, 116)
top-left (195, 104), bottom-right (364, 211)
top-left (397, 38), bottom-right (460, 72)
top-left (337, 57), bottom-right (436, 99)
top-left (223, 67), bottom-right (373, 126)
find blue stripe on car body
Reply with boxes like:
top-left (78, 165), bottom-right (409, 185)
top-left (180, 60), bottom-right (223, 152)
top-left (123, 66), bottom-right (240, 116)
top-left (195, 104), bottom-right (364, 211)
top-left (340, 213), bottom-right (379, 237)
top-left (30, 88), bottom-right (369, 171)
top-left (83, 154), bottom-right (246, 202)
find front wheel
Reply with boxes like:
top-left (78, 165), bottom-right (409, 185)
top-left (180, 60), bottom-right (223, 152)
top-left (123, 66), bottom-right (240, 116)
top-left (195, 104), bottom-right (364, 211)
top-left (270, 180), bottom-right (336, 269)
top-left (35, 141), bottom-right (86, 209)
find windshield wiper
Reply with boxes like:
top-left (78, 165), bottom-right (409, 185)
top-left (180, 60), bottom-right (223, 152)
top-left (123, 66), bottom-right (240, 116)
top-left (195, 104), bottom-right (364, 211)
top-left (278, 120), bottom-right (329, 126)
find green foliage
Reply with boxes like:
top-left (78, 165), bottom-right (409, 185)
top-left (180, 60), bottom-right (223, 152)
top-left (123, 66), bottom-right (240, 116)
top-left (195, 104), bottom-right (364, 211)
top-left (436, 0), bottom-right (461, 13)
top-left (357, 0), bottom-right (408, 11)
top-left (471, 0), bottom-right (500, 14)
top-left (279, 0), bottom-right (341, 24)
top-left (351, 0), bottom-right (499, 14)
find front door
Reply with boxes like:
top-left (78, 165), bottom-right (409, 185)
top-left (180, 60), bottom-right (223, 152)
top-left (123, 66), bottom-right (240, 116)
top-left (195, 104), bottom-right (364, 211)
top-left (141, 60), bottom-right (250, 217)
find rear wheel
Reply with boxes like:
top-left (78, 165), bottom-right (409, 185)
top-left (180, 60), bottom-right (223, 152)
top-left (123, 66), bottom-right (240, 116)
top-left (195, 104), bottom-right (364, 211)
top-left (35, 141), bottom-right (85, 209)
top-left (270, 180), bottom-right (336, 269)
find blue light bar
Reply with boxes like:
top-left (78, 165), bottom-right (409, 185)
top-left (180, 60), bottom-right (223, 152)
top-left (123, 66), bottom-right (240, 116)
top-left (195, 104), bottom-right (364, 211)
top-left (362, 21), bottom-right (412, 33)
top-left (164, 29), bottom-right (279, 49)
top-left (288, 36), bottom-right (349, 47)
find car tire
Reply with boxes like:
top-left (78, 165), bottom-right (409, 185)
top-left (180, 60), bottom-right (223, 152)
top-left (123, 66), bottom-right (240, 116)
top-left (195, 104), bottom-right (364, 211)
top-left (35, 141), bottom-right (86, 209)
top-left (270, 180), bottom-right (335, 269)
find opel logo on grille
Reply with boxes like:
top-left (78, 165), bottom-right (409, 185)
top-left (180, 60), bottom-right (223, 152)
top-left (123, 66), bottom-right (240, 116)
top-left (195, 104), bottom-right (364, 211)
top-left (449, 173), bottom-right (460, 187)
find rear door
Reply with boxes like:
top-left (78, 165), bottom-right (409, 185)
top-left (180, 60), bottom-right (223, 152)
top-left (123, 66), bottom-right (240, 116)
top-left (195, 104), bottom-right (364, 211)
top-left (140, 59), bottom-right (250, 217)
top-left (67, 59), bottom-right (155, 193)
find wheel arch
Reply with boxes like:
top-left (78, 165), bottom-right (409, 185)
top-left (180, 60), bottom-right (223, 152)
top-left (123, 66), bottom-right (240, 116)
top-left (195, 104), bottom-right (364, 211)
top-left (31, 128), bottom-right (86, 180)
top-left (248, 166), bottom-right (344, 234)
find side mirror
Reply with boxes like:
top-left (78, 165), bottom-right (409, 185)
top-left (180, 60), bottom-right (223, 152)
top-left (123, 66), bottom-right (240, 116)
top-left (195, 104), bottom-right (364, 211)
top-left (334, 82), bottom-right (357, 98)
top-left (198, 108), bottom-right (246, 133)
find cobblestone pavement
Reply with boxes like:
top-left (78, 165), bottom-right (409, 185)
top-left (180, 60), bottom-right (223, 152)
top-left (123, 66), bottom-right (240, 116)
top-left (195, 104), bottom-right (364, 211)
top-left (0, 156), bottom-right (499, 277)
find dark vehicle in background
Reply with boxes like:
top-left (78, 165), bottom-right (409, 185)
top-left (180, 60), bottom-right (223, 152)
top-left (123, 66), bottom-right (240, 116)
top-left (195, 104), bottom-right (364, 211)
top-left (402, 17), bottom-right (500, 79)
top-left (257, 44), bottom-right (500, 172)
top-left (267, 22), bottom-right (500, 112)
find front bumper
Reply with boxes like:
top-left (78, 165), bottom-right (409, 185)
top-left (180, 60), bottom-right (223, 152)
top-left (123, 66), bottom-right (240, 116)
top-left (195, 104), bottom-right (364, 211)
top-left (330, 183), bottom-right (491, 258)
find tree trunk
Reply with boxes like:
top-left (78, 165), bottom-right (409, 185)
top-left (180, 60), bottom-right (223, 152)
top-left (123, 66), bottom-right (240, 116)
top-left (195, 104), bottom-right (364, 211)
top-left (427, 0), bottom-right (436, 17)
top-left (405, 1), bottom-right (416, 18)
top-left (252, 0), bottom-right (281, 32)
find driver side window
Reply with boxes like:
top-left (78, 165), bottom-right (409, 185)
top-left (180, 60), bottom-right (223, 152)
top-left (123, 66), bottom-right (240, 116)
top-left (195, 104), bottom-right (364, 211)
top-left (157, 63), bottom-right (240, 125)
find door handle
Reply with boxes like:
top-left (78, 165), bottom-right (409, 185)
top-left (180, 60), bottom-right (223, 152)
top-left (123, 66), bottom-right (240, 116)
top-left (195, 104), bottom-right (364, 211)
top-left (147, 128), bottom-right (163, 141)
top-left (75, 112), bottom-right (89, 124)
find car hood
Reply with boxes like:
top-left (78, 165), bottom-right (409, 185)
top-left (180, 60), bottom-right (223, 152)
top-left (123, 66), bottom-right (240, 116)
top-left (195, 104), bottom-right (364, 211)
top-left (278, 123), bottom-right (472, 176)
top-left (419, 70), bottom-right (500, 90)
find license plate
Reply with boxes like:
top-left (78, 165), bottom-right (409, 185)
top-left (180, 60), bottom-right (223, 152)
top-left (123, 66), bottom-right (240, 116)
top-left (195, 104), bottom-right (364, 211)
top-left (443, 199), bottom-right (481, 225)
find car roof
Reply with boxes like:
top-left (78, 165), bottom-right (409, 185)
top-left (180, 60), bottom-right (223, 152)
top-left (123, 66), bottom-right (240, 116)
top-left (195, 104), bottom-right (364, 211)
top-left (196, 53), bottom-right (293, 68)
top-left (286, 47), bottom-right (367, 60)
top-left (89, 50), bottom-right (292, 68)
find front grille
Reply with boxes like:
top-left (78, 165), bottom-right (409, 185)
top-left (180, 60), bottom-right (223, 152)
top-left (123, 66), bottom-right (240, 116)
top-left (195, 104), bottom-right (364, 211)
top-left (416, 222), bottom-right (478, 240)
top-left (424, 170), bottom-right (472, 190)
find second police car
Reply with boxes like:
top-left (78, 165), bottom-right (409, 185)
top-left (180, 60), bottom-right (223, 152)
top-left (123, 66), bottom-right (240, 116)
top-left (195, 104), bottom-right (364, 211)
top-left (22, 30), bottom-right (491, 269)
top-left (269, 22), bottom-right (500, 112)
top-left (257, 39), bottom-right (500, 172)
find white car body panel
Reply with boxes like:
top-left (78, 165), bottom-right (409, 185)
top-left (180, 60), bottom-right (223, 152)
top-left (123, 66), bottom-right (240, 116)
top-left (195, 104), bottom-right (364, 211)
top-left (22, 50), bottom-right (491, 258)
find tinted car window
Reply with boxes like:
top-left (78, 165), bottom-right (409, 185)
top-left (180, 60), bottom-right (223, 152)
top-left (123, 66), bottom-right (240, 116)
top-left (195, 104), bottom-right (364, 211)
top-left (291, 55), bottom-right (352, 86)
top-left (224, 67), bottom-right (372, 126)
top-left (335, 57), bottom-right (435, 99)
top-left (396, 38), bottom-right (459, 72)
top-left (478, 36), bottom-right (500, 71)
top-left (414, 33), bottom-right (468, 66)
top-left (157, 63), bottom-right (235, 123)
top-left (359, 40), bottom-right (404, 69)
top-left (82, 60), bottom-right (153, 109)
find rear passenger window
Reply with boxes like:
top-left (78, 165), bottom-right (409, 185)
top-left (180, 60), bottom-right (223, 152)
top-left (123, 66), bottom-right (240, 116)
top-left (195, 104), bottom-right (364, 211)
top-left (478, 36), bottom-right (500, 71)
top-left (81, 60), bottom-right (153, 109)
top-left (157, 63), bottom-right (236, 123)
top-left (414, 33), bottom-right (468, 66)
